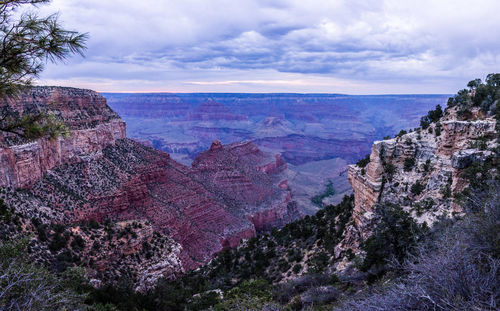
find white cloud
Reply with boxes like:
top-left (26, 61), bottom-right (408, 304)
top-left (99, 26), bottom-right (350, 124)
top-left (35, 0), bottom-right (500, 93)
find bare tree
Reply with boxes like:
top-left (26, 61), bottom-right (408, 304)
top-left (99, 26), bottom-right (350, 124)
top-left (0, 238), bottom-right (85, 311)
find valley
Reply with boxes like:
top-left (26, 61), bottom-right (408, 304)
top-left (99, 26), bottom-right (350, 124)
top-left (105, 93), bottom-right (449, 213)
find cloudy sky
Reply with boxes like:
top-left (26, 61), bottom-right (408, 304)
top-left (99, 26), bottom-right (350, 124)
top-left (36, 0), bottom-right (500, 94)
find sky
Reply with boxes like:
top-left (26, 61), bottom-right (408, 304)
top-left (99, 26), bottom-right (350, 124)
top-left (34, 0), bottom-right (500, 94)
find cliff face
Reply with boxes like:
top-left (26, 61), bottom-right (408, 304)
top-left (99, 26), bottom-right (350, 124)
top-left (1, 87), bottom-right (298, 287)
top-left (0, 87), bottom-right (126, 188)
top-left (341, 106), bottom-right (498, 255)
top-left (192, 140), bottom-right (298, 232)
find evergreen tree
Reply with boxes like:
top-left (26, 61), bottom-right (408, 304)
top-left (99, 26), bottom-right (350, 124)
top-left (0, 0), bottom-right (87, 139)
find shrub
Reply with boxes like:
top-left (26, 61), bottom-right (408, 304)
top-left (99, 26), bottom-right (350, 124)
top-left (410, 181), bottom-right (425, 195)
top-left (434, 122), bottom-right (442, 136)
top-left (70, 235), bottom-right (85, 251)
top-left (336, 203), bottom-right (500, 311)
top-left (440, 184), bottom-right (452, 199)
top-left (420, 104), bottom-right (443, 129)
top-left (396, 130), bottom-right (407, 137)
top-left (383, 162), bottom-right (396, 179)
top-left (0, 238), bottom-right (85, 310)
top-left (356, 154), bottom-right (370, 168)
top-left (423, 159), bottom-right (432, 172)
top-left (301, 286), bottom-right (340, 306)
top-left (292, 264), bottom-right (302, 274)
top-left (403, 157), bottom-right (415, 172)
top-left (49, 232), bottom-right (69, 252)
top-left (217, 279), bottom-right (274, 310)
top-left (306, 251), bottom-right (329, 273)
top-left (361, 204), bottom-right (424, 281)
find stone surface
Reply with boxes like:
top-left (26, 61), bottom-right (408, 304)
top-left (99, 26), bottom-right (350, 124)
top-left (0, 87), bottom-right (126, 188)
top-left (339, 108), bottom-right (498, 258)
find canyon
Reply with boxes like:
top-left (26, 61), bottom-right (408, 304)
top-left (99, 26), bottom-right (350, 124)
top-left (2, 86), bottom-right (481, 292)
top-left (0, 87), bottom-right (298, 288)
top-left (104, 93), bottom-right (449, 213)
top-left (1, 83), bottom-right (497, 308)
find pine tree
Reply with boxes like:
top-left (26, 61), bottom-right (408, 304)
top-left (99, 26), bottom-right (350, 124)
top-left (0, 0), bottom-right (87, 139)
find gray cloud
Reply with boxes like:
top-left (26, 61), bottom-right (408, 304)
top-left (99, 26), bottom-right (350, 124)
top-left (37, 0), bottom-right (500, 93)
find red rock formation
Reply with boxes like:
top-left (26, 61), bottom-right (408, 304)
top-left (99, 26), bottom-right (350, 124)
top-left (1, 87), bottom-right (299, 273)
top-left (0, 87), bottom-right (125, 188)
top-left (192, 141), bottom-right (299, 232)
top-left (27, 139), bottom-right (296, 270)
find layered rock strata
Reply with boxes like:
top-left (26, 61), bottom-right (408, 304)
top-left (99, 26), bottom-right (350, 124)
top-left (339, 107), bottom-right (498, 258)
top-left (0, 87), bottom-right (125, 188)
top-left (1, 87), bottom-right (298, 286)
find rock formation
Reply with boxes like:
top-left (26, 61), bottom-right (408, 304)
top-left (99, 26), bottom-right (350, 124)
top-left (106, 92), bottom-right (448, 212)
top-left (0, 87), bottom-right (126, 188)
top-left (337, 105), bottom-right (498, 259)
top-left (0, 87), bottom-right (299, 288)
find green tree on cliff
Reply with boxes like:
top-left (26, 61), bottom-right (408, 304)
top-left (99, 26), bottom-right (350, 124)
top-left (0, 0), bottom-right (87, 139)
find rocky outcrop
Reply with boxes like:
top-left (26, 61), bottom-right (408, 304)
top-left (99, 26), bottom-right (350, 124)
top-left (339, 107), bottom-right (498, 257)
top-left (192, 141), bottom-right (299, 232)
top-left (0, 87), bottom-right (125, 188)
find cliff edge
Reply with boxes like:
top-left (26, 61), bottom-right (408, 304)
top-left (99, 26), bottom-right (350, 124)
top-left (337, 100), bottom-right (498, 261)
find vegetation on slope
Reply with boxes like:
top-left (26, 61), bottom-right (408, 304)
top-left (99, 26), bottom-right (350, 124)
top-left (336, 187), bottom-right (499, 311)
top-left (311, 180), bottom-right (336, 207)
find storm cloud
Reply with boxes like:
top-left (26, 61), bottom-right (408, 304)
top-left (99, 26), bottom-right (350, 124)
top-left (37, 0), bottom-right (500, 93)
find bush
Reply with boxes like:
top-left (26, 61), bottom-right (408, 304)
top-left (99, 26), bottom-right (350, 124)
top-left (361, 204), bottom-right (424, 281)
top-left (70, 235), bottom-right (85, 251)
top-left (0, 238), bottom-right (85, 311)
top-left (301, 286), bottom-right (340, 306)
top-left (0, 199), bottom-right (12, 223)
top-left (383, 162), bottom-right (396, 179)
top-left (292, 264), bottom-right (302, 274)
top-left (356, 154), bottom-right (370, 168)
top-left (410, 181), bottom-right (425, 195)
top-left (440, 184), bottom-right (452, 199)
top-left (403, 157), bottom-right (415, 172)
top-left (215, 279), bottom-right (276, 310)
top-left (420, 105), bottom-right (443, 129)
top-left (336, 204), bottom-right (500, 311)
top-left (434, 122), bottom-right (442, 136)
top-left (49, 232), bottom-right (69, 252)
top-left (423, 159), bottom-right (432, 172)
top-left (306, 251), bottom-right (329, 273)
top-left (396, 130), bottom-right (407, 137)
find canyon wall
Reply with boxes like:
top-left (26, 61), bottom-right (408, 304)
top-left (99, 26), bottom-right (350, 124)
top-left (0, 87), bottom-right (126, 188)
top-left (1, 87), bottom-right (299, 286)
top-left (338, 106), bottom-right (498, 258)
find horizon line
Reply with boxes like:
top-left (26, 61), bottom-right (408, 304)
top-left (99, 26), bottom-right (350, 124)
top-left (99, 91), bottom-right (452, 96)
